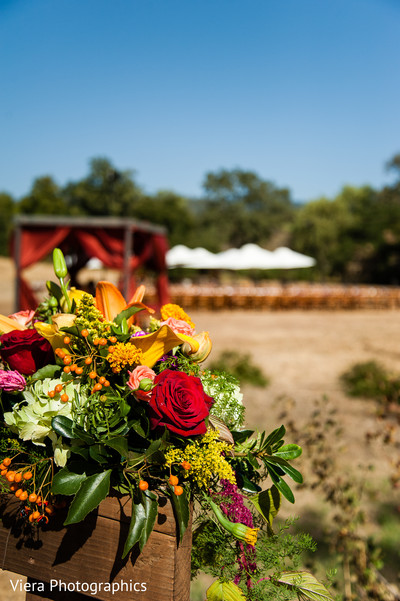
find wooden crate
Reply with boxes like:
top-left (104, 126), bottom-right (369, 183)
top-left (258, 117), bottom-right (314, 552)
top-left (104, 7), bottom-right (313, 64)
top-left (0, 494), bottom-right (192, 601)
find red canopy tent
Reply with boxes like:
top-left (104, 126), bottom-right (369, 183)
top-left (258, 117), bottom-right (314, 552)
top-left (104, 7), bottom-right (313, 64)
top-left (12, 216), bottom-right (170, 311)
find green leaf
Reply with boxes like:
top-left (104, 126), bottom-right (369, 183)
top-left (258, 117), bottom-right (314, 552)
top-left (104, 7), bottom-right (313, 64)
top-left (129, 417), bottom-right (149, 439)
top-left (114, 305), bottom-right (145, 326)
top-left (104, 436), bottom-right (129, 457)
top-left (112, 482), bottom-right (130, 495)
top-left (64, 469), bottom-right (111, 525)
top-left (145, 439), bottom-right (162, 459)
top-left (247, 452), bottom-right (260, 469)
top-left (169, 485), bottom-right (190, 542)
top-left (240, 474), bottom-right (262, 494)
top-left (70, 446), bottom-right (90, 460)
top-left (50, 466), bottom-right (87, 496)
top-left (267, 456), bottom-right (303, 483)
top-left (122, 497), bottom-right (147, 558)
top-left (232, 429), bottom-right (254, 444)
top-left (60, 326), bottom-right (82, 338)
top-left (274, 443), bottom-right (303, 460)
top-left (249, 485), bottom-right (281, 525)
top-left (89, 444), bottom-right (111, 464)
top-left (46, 280), bottom-right (63, 302)
top-left (126, 451), bottom-right (145, 468)
top-left (71, 423), bottom-right (95, 444)
top-left (32, 365), bottom-right (61, 380)
top-left (266, 465), bottom-right (295, 504)
top-left (139, 490), bottom-right (158, 551)
top-left (277, 571), bottom-right (334, 601)
top-left (264, 425), bottom-right (286, 448)
top-left (206, 579), bottom-right (246, 600)
top-left (52, 415), bottom-right (74, 438)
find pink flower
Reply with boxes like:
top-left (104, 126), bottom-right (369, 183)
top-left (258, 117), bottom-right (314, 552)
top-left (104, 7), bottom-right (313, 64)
top-left (8, 310), bottom-right (35, 327)
top-left (160, 317), bottom-right (194, 336)
top-left (127, 365), bottom-right (156, 401)
top-left (0, 370), bottom-right (26, 392)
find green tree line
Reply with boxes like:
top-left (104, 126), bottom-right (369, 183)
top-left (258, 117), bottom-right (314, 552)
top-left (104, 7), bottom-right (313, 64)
top-left (2, 155), bottom-right (400, 284)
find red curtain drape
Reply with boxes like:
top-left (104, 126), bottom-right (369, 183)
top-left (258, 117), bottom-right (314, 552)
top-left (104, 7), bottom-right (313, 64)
top-left (13, 225), bottom-right (170, 311)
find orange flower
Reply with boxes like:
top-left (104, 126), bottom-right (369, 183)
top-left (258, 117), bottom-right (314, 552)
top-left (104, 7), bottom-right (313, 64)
top-left (95, 281), bottom-right (154, 323)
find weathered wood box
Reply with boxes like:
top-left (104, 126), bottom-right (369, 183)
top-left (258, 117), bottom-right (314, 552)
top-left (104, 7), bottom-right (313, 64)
top-left (0, 494), bottom-right (192, 601)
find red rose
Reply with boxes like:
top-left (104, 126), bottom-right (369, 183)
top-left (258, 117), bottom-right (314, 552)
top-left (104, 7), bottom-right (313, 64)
top-left (148, 369), bottom-right (213, 437)
top-left (0, 329), bottom-right (54, 376)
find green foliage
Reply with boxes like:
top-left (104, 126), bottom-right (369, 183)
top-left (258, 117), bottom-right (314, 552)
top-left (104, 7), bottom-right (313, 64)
top-left (18, 176), bottom-right (68, 216)
top-left (208, 351), bottom-right (269, 388)
top-left (192, 515), bottom-right (321, 601)
top-left (0, 192), bottom-right (16, 255)
top-left (63, 157), bottom-right (142, 217)
top-left (232, 425), bottom-right (303, 503)
top-left (340, 360), bottom-right (400, 404)
top-left (201, 169), bottom-right (295, 249)
top-left (63, 469), bottom-right (112, 524)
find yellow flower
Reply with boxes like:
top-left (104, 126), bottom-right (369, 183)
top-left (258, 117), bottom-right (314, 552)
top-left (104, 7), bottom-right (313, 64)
top-left (165, 428), bottom-right (235, 488)
top-left (34, 314), bottom-right (77, 352)
top-left (131, 325), bottom-right (200, 368)
top-left (160, 303), bottom-right (195, 329)
top-left (181, 331), bottom-right (212, 363)
top-left (107, 342), bottom-right (143, 372)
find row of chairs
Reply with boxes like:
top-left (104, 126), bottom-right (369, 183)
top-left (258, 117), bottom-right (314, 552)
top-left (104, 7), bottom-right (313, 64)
top-left (163, 284), bottom-right (400, 310)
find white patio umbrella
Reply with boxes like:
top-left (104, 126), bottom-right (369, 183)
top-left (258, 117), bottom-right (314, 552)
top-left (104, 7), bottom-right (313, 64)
top-left (269, 247), bottom-right (316, 269)
top-left (166, 245), bottom-right (218, 268)
top-left (167, 244), bottom-right (316, 270)
top-left (214, 244), bottom-right (276, 270)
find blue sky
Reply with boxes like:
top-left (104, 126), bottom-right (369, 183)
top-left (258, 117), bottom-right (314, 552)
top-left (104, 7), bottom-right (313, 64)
top-left (1, 0), bottom-right (400, 203)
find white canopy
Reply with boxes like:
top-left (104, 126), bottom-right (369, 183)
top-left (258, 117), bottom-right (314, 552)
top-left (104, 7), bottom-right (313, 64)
top-left (270, 247), bottom-right (316, 269)
top-left (166, 244), bottom-right (316, 270)
top-left (166, 245), bottom-right (218, 268)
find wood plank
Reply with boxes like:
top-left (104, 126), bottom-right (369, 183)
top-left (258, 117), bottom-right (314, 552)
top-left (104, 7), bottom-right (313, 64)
top-left (98, 494), bottom-right (176, 536)
top-left (0, 495), bottom-right (191, 601)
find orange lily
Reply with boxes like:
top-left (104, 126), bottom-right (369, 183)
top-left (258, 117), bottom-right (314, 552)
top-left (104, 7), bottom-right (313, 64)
top-left (95, 281), bottom-right (154, 323)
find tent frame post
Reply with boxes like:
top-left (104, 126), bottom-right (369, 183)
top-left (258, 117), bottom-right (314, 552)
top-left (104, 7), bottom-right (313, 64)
top-left (13, 222), bottom-right (22, 313)
top-left (123, 224), bottom-right (132, 299)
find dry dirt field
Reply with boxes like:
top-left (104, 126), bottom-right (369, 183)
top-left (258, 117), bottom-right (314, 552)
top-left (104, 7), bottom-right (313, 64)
top-left (1, 258), bottom-right (400, 599)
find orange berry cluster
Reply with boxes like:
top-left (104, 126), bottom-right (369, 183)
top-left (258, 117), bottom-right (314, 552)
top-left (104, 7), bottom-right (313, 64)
top-left (47, 380), bottom-right (70, 402)
top-left (168, 473), bottom-right (184, 496)
top-left (1, 457), bottom-right (58, 525)
top-left (1, 458), bottom-right (33, 503)
top-left (52, 334), bottom-right (115, 396)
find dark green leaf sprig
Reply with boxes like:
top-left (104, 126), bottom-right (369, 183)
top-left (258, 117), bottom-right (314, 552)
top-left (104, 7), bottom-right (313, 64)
top-left (232, 425), bottom-right (303, 503)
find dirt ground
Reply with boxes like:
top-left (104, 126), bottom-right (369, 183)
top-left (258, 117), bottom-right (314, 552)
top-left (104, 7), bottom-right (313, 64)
top-left (1, 258), bottom-right (400, 599)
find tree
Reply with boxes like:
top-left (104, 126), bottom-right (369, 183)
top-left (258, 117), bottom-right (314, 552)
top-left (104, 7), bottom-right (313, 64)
top-left (133, 191), bottom-right (196, 248)
top-left (290, 194), bottom-right (356, 279)
top-left (0, 192), bottom-right (16, 255)
top-left (17, 176), bottom-right (67, 215)
top-left (63, 157), bottom-right (143, 217)
top-left (200, 169), bottom-right (295, 249)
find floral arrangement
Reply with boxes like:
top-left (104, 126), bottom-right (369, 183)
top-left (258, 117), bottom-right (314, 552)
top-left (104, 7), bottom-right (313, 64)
top-left (0, 249), bottom-right (333, 601)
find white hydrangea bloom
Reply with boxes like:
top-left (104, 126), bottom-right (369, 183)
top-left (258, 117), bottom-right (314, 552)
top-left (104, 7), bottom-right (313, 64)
top-left (201, 371), bottom-right (245, 430)
top-left (4, 374), bottom-right (88, 465)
